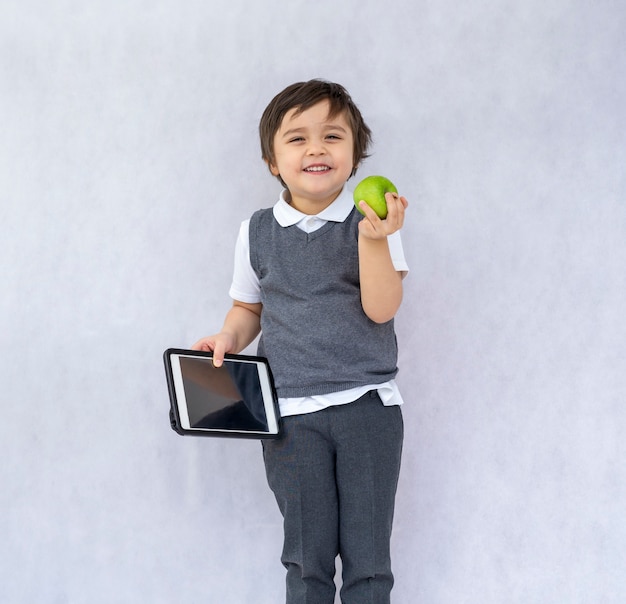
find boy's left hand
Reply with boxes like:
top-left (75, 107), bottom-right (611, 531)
top-left (357, 192), bottom-right (408, 240)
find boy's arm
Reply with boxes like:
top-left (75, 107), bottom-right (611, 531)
top-left (357, 192), bottom-right (408, 324)
top-left (191, 300), bottom-right (262, 366)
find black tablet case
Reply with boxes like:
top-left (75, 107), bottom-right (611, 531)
top-left (164, 348), bottom-right (281, 439)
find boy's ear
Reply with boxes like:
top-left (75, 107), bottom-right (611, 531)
top-left (267, 161), bottom-right (280, 177)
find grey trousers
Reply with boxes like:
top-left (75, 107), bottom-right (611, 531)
top-left (262, 391), bottom-right (404, 604)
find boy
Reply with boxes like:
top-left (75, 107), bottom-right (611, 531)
top-left (193, 79), bottom-right (409, 604)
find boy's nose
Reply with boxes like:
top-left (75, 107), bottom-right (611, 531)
top-left (306, 141), bottom-right (326, 155)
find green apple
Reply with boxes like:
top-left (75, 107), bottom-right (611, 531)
top-left (353, 175), bottom-right (398, 219)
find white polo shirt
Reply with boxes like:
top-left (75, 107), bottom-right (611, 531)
top-left (229, 186), bottom-right (409, 417)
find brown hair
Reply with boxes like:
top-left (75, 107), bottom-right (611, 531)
top-left (259, 79), bottom-right (372, 185)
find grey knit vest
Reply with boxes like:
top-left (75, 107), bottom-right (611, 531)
top-left (249, 206), bottom-right (398, 398)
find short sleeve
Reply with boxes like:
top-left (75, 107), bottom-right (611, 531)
top-left (228, 219), bottom-right (262, 303)
top-left (388, 231), bottom-right (409, 274)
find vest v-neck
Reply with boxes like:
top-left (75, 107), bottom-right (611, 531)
top-left (306, 221), bottom-right (336, 243)
top-left (287, 220), bottom-right (337, 243)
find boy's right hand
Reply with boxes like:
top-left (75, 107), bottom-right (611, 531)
top-left (191, 300), bottom-right (262, 367)
top-left (191, 332), bottom-right (236, 367)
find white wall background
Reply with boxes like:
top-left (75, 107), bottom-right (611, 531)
top-left (2, 0), bottom-right (625, 602)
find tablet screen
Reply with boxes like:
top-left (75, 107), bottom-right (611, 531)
top-left (164, 349), bottom-right (281, 438)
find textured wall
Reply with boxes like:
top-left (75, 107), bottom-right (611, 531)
top-left (2, 0), bottom-right (625, 602)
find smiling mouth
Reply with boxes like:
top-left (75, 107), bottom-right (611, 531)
top-left (304, 165), bottom-right (331, 173)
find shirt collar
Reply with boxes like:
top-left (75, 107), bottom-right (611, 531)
top-left (272, 187), bottom-right (355, 227)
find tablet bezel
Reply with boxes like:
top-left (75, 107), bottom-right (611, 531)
top-left (163, 348), bottom-right (281, 439)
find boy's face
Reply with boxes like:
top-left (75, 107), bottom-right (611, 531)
top-left (268, 99), bottom-right (355, 215)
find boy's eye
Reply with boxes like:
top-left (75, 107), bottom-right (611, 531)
top-left (286, 133), bottom-right (343, 143)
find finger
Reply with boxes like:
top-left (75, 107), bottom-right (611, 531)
top-left (212, 340), bottom-right (226, 367)
top-left (358, 199), bottom-right (382, 224)
top-left (384, 192), bottom-right (404, 229)
top-left (384, 192), bottom-right (398, 216)
top-left (191, 338), bottom-right (210, 351)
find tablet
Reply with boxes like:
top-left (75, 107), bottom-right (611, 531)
top-left (164, 348), bottom-right (281, 439)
